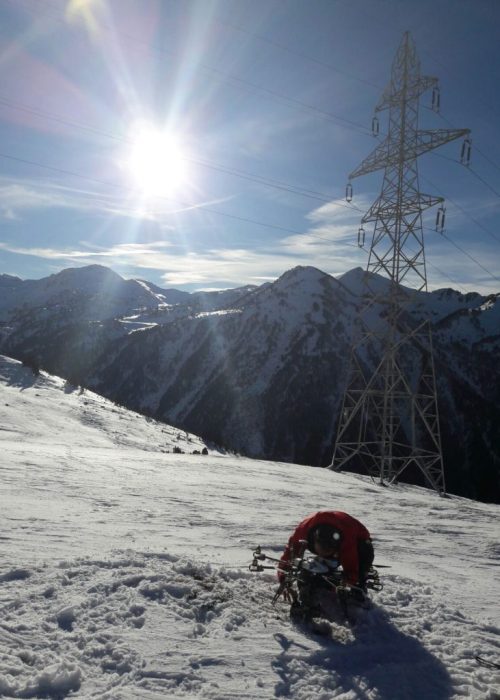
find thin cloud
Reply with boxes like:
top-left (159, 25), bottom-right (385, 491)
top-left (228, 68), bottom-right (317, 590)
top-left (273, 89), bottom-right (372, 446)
top-left (425, 238), bottom-right (500, 294)
top-left (0, 177), bottom-right (233, 223)
top-left (0, 242), bottom-right (89, 260)
top-left (1, 234), bottom-right (496, 294)
top-left (303, 196), bottom-right (372, 243)
top-left (0, 192), bottom-right (366, 287)
top-left (0, 240), bottom-right (175, 264)
top-left (274, 196), bottom-right (370, 273)
top-left (0, 180), bottom-right (156, 221)
top-left (1, 207), bottom-right (17, 221)
top-left (157, 241), bottom-right (365, 287)
top-left (1, 190), bottom-right (497, 293)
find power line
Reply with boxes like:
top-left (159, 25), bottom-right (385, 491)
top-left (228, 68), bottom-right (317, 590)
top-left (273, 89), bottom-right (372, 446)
top-left (420, 224), bottom-right (500, 286)
top-left (213, 15), bottom-right (383, 91)
top-left (0, 93), bottom-right (365, 213)
top-left (432, 109), bottom-right (500, 172)
top-left (353, 125), bottom-right (500, 287)
top-left (425, 107), bottom-right (500, 196)
top-left (293, 227), bottom-right (474, 293)
top-left (359, 236), bottom-right (470, 294)
top-left (373, 125), bottom-right (500, 247)
top-left (0, 96), bottom-right (124, 143)
top-left (424, 260), bottom-right (469, 294)
top-left (7, 0), bottom-right (372, 137)
top-left (419, 41), bottom-right (500, 129)
top-left (2, 4), bottom-right (497, 289)
top-left (1, 148), bottom-right (494, 289)
top-left (18, 3), bottom-right (498, 224)
top-left (366, 137), bottom-right (500, 275)
top-left (472, 144), bottom-right (500, 174)
top-left (439, 231), bottom-right (500, 285)
top-left (467, 166), bottom-right (500, 200)
top-left (351, 215), bottom-right (488, 294)
top-left (419, 171), bottom-right (500, 246)
top-left (421, 216), bottom-right (499, 284)
top-left (2, 102), bottom-right (494, 286)
top-left (0, 150), bottom-right (363, 245)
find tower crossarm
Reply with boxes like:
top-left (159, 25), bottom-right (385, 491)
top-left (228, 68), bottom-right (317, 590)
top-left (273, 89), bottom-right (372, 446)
top-left (348, 139), bottom-right (390, 179)
top-left (375, 75), bottom-right (438, 112)
top-left (416, 128), bottom-right (471, 155)
top-left (349, 128), bottom-right (470, 180)
top-left (361, 193), bottom-right (444, 222)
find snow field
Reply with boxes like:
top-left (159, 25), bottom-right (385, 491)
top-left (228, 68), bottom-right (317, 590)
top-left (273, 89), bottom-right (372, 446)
top-left (1, 555), bottom-right (499, 698)
top-left (1, 356), bottom-right (499, 698)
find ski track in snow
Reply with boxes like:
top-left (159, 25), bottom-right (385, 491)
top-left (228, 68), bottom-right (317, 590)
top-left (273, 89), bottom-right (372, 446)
top-left (1, 356), bottom-right (499, 698)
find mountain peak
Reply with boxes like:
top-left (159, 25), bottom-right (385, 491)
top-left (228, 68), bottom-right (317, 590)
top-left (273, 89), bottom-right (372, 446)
top-left (279, 265), bottom-right (330, 281)
top-left (0, 273), bottom-right (22, 281)
top-left (337, 267), bottom-right (368, 294)
top-left (273, 266), bottom-right (331, 292)
top-left (50, 265), bottom-right (123, 284)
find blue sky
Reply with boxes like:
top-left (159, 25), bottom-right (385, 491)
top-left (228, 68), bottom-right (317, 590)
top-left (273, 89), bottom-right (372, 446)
top-left (0, 0), bottom-right (499, 293)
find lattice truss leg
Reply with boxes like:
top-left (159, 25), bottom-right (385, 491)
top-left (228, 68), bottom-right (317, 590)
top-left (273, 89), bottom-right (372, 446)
top-left (330, 32), bottom-right (470, 494)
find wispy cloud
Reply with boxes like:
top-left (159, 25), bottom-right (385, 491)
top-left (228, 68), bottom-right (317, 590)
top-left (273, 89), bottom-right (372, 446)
top-left (0, 177), bottom-right (233, 223)
top-left (1, 190), bottom-right (497, 293)
top-left (275, 197), bottom-right (371, 273)
top-left (0, 231), bottom-right (364, 289)
top-left (0, 179), bottom-right (153, 221)
top-left (0, 192), bottom-right (369, 286)
top-left (0, 239), bottom-right (175, 263)
top-left (424, 236), bottom-right (500, 294)
top-left (1, 207), bottom-right (17, 221)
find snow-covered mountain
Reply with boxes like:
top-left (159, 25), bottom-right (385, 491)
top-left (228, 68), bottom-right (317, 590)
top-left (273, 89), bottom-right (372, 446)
top-left (1, 264), bottom-right (499, 503)
top-left (0, 265), bottom-right (256, 324)
top-left (0, 265), bottom-right (161, 322)
top-left (0, 355), bottom-right (499, 698)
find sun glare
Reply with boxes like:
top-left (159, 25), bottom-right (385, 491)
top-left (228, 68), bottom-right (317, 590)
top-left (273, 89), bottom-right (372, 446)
top-left (125, 122), bottom-right (189, 199)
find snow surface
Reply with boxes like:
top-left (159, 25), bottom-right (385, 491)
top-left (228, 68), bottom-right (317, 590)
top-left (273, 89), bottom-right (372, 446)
top-left (0, 355), bottom-right (499, 699)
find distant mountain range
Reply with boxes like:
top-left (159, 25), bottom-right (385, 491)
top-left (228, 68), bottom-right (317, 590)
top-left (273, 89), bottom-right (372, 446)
top-left (1, 264), bottom-right (499, 503)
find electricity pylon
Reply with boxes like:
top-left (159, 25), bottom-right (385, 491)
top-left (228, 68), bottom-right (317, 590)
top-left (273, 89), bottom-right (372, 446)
top-left (329, 32), bottom-right (470, 493)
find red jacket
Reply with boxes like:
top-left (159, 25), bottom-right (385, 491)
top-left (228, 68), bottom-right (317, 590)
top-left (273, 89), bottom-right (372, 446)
top-left (278, 511), bottom-right (371, 584)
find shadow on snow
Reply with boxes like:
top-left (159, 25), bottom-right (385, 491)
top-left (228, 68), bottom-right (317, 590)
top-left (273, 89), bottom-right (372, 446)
top-left (272, 605), bottom-right (453, 699)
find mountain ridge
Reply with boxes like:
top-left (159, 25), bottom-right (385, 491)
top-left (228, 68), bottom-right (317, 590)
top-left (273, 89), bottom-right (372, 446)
top-left (1, 263), bottom-right (498, 502)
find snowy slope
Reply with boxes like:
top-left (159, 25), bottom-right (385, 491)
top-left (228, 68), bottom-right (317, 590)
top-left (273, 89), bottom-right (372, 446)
top-left (0, 356), bottom-right (499, 699)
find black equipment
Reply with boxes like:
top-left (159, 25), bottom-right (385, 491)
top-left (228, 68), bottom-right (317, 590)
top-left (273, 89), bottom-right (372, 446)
top-left (249, 544), bottom-right (383, 622)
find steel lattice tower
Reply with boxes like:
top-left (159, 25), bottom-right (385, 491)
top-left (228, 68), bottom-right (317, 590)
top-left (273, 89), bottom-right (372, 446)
top-left (329, 32), bottom-right (470, 493)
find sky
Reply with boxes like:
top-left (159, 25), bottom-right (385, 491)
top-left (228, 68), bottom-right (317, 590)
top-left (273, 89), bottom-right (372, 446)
top-left (0, 0), bottom-right (499, 293)
top-left (1, 353), bottom-right (499, 697)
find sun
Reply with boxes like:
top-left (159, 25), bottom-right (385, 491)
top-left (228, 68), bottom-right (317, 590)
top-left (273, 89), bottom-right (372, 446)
top-left (124, 121), bottom-right (189, 199)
